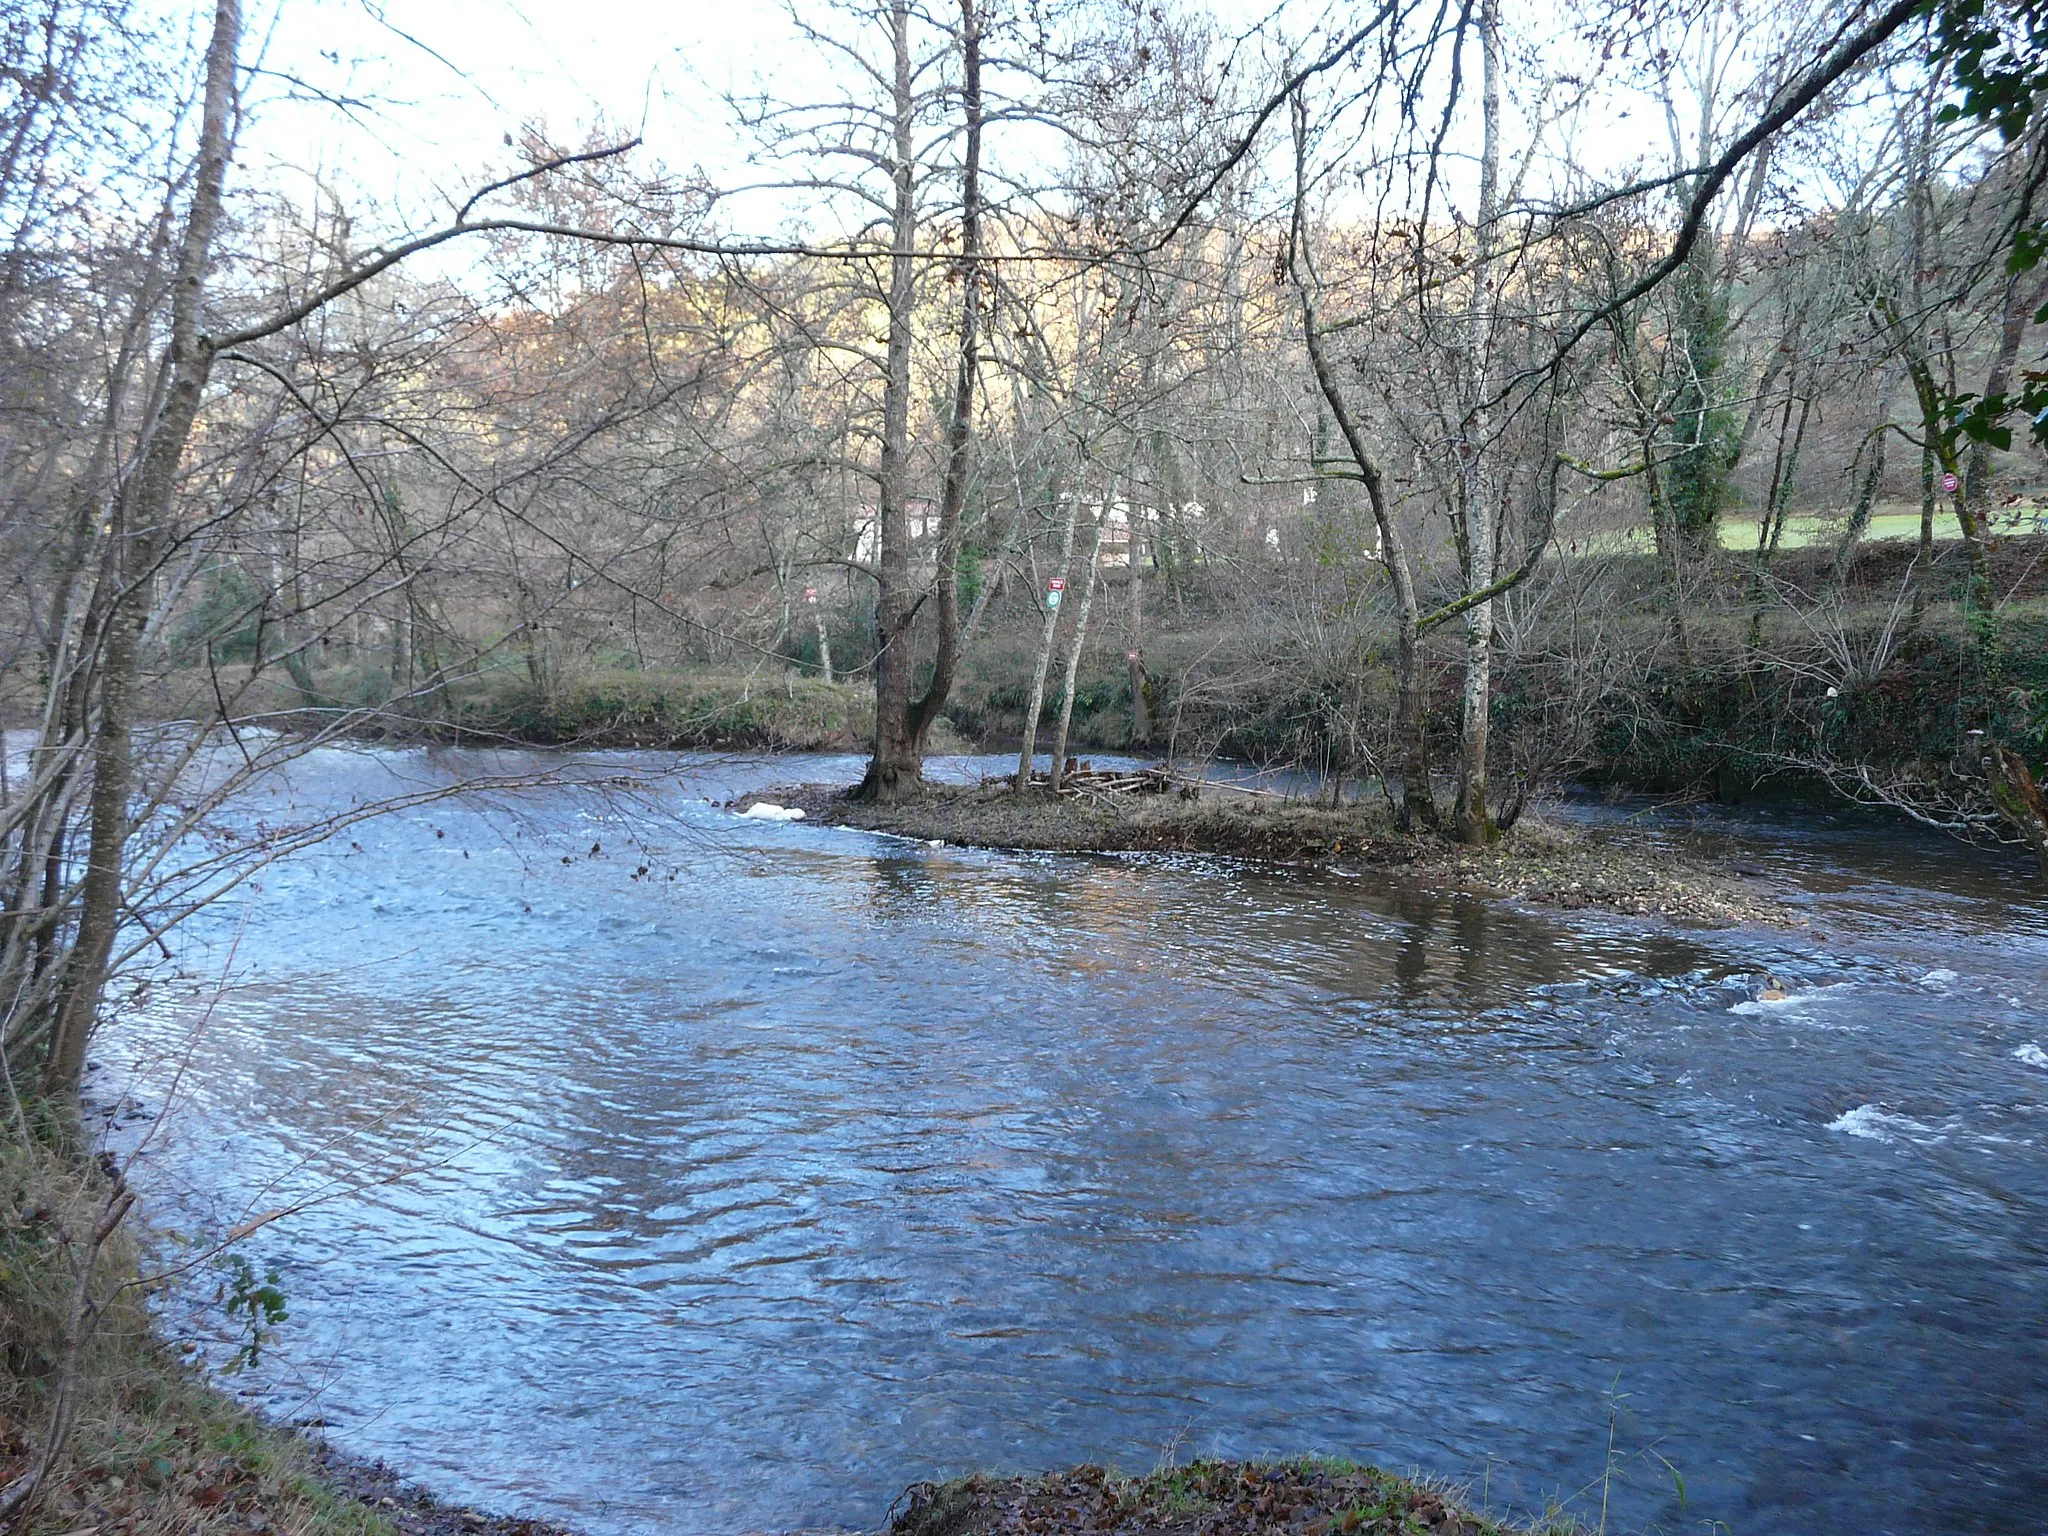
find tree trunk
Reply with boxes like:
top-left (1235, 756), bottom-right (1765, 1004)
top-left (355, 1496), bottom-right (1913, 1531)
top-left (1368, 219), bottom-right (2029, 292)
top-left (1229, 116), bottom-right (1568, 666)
top-left (1827, 412), bottom-right (1891, 594)
top-left (904, 0), bottom-right (983, 758)
top-left (43, 604), bottom-right (139, 1101)
top-left (1307, 396), bottom-right (1431, 830)
top-left (1455, 565), bottom-right (1494, 843)
top-left (1903, 355), bottom-right (1989, 608)
top-left (855, 0), bottom-right (925, 804)
top-left (1126, 510), bottom-right (1149, 748)
top-left (1761, 388), bottom-right (1814, 563)
top-left (1048, 506), bottom-right (1109, 790)
top-left (44, 0), bottom-right (240, 1104)
top-left (1985, 744), bottom-right (2048, 880)
top-left (1454, 0), bottom-right (1502, 847)
top-left (1015, 494), bottom-right (1080, 794)
top-left (1919, 440), bottom-right (1936, 561)
top-left (1960, 271), bottom-right (2048, 607)
top-left (1290, 101), bottom-right (1435, 830)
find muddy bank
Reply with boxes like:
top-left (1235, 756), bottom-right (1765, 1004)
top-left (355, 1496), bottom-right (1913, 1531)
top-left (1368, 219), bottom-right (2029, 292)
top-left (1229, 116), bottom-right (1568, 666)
top-left (304, 1442), bottom-right (582, 1536)
top-left (744, 781), bottom-right (1791, 927)
top-left (889, 1459), bottom-right (1568, 1536)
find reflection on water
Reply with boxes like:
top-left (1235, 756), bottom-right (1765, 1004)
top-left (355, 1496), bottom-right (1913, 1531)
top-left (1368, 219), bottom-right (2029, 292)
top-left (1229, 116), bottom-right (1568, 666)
top-left (103, 749), bottom-right (2048, 1536)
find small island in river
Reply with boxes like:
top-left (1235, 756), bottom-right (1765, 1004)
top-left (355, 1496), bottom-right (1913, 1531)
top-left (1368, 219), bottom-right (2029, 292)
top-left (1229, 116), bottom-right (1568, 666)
top-left (739, 776), bottom-right (1794, 930)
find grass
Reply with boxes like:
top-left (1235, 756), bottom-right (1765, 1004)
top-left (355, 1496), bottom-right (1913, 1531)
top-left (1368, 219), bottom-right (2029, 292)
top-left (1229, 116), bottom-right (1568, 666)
top-left (889, 1456), bottom-right (1587, 1536)
top-left (1563, 502), bottom-right (2048, 553)
top-left (1715, 505), bottom-right (1951, 550)
top-left (141, 658), bottom-right (886, 752)
top-left (450, 664), bottom-right (879, 750)
top-left (18, 1374), bottom-right (398, 1536)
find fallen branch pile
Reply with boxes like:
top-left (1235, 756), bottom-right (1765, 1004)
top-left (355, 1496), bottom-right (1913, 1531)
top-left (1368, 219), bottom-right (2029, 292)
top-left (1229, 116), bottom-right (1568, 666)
top-left (992, 764), bottom-right (1187, 798)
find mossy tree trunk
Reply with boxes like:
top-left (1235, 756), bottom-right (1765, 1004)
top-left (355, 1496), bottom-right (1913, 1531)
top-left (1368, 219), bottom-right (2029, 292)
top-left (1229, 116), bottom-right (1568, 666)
top-left (1986, 744), bottom-right (2048, 880)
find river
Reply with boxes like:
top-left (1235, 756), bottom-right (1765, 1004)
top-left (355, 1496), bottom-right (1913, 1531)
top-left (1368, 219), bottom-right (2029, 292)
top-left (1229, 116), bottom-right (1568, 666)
top-left (98, 745), bottom-right (2047, 1535)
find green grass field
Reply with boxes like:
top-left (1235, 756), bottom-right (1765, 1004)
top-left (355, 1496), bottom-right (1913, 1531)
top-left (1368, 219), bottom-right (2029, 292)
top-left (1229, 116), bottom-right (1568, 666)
top-left (1736, 497), bottom-right (2048, 547)
top-left (1571, 502), bottom-right (2048, 554)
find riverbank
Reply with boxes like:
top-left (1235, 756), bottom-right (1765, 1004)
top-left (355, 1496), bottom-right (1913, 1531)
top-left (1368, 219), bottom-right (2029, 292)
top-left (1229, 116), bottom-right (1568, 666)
top-left (743, 780), bottom-right (1792, 927)
top-left (889, 1461), bottom-right (1570, 1536)
top-left (0, 1133), bottom-right (577, 1536)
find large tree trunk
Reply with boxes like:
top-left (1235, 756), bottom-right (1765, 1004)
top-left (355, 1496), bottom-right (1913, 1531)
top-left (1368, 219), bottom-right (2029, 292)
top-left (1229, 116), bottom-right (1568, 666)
top-left (904, 0), bottom-right (983, 760)
top-left (855, 0), bottom-right (925, 804)
top-left (43, 604), bottom-right (139, 1101)
top-left (860, 0), bottom-right (981, 800)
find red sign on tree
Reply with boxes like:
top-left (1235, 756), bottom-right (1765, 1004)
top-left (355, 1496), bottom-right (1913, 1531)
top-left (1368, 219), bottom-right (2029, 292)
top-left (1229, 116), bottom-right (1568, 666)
top-left (1941, 472), bottom-right (1960, 494)
top-left (1048, 577), bottom-right (1065, 591)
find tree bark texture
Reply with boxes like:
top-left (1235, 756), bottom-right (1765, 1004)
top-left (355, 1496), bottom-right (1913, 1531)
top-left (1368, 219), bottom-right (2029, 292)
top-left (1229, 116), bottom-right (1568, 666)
top-left (855, 0), bottom-right (925, 804)
top-left (1048, 505), bottom-right (1109, 790)
top-left (45, 0), bottom-right (240, 1103)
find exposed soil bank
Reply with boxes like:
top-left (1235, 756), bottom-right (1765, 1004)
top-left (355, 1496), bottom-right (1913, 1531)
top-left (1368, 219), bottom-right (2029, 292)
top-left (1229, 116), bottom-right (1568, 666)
top-left (889, 1459), bottom-right (1575, 1536)
top-left (745, 781), bottom-right (1792, 928)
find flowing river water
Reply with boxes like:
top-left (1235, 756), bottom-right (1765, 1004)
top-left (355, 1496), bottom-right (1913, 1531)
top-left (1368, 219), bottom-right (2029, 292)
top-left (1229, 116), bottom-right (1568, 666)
top-left (96, 746), bottom-right (2047, 1535)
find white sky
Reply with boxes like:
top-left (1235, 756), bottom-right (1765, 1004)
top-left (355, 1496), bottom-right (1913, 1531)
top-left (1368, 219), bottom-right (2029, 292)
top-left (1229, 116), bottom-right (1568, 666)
top-left (225, 0), bottom-right (1868, 248)
top-left (237, 0), bottom-right (1496, 231)
top-left (244, 0), bottom-right (813, 217)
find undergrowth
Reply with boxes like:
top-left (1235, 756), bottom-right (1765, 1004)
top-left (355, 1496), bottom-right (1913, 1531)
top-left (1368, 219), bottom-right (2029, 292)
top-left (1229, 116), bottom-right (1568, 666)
top-left (0, 1126), bottom-right (397, 1535)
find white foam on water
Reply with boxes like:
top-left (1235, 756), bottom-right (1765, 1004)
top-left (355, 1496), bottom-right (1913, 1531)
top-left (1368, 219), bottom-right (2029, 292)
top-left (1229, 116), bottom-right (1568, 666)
top-left (2014, 1043), bottom-right (2048, 1069)
top-left (1828, 1104), bottom-right (1937, 1143)
top-left (1730, 995), bottom-right (1795, 1015)
top-left (1729, 981), bottom-right (1855, 1017)
top-left (739, 803), bottom-right (805, 822)
top-left (1918, 968), bottom-right (1960, 990)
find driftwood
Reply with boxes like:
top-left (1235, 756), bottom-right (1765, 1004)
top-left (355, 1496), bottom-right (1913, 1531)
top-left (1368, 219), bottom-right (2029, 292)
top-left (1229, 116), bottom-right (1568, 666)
top-left (991, 763), bottom-right (1294, 802)
top-left (1034, 766), bottom-right (1176, 797)
top-left (993, 763), bottom-right (1182, 798)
